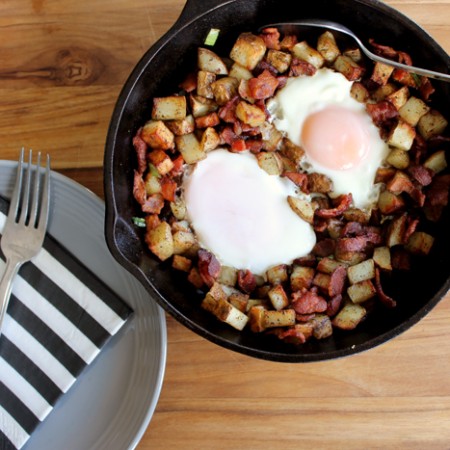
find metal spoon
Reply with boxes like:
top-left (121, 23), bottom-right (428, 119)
top-left (261, 20), bottom-right (450, 82)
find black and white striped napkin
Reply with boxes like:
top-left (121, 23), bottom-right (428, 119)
top-left (0, 196), bottom-right (133, 450)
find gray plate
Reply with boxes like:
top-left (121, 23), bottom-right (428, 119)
top-left (0, 160), bottom-right (167, 450)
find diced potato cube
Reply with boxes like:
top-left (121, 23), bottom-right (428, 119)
top-left (332, 303), bottom-right (366, 330)
top-left (189, 94), bottom-right (218, 118)
top-left (399, 96), bottom-right (430, 127)
top-left (371, 62), bottom-right (395, 86)
top-left (347, 279), bottom-right (376, 303)
top-left (280, 138), bottom-right (305, 164)
top-left (287, 196), bottom-right (315, 224)
top-left (292, 41), bottom-right (325, 68)
top-left (152, 96), bottom-right (187, 121)
top-left (266, 264), bottom-right (288, 285)
top-left (235, 101), bottom-right (266, 127)
top-left (291, 265), bottom-right (315, 291)
top-left (148, 149), bottom-right (174, 175)
top-left (172, 255), bottom-right (192, 272)
top-left (424, 150), bottom-right (447, 174)
top-left (166, 114), bottom-right (195, 136)
top-left (172, 230), bottom-right (196, 255)
top-left (317, 31), bottom-right (340, 64)
top-left (261, 123), bottom-right (283, 152)
top-left (229, 62), bottom-right (253, 80)
top-left (405, 231), bottom-right (434, 255)
top-left (256, 151), bottom-right (283, 176)
top-left (377, 190), bottom-right (405, 215)
top-left (387, 120), bottom-right (416, 150)
top-left (343, 47), bottom-right (362, 62)
top-left (372, 83), bottom-right (397, 102)
top-left (350, 82), bottom-right (369, 103)
top-left (170, 196), bottom-right (187, 220)
top-left (373, 246), bottom-right (392, 271)
top-left (342, 208), bottom-right (371, 224)
top-left (202, 294), bottom-right (249, 331)
top-left (386, 86), bottom-right (409, 110)
top-left (386, 214), bottom-right (407, 247)
top-left (263, 309), bottom-right (296, 328)
top-left (347, 258), bottom-right (375, 285)
top-left (266, 49), bottom-right (292, 73)
top-left (317, 257), bottom-right (345, 274)
top-left (146, 221), bottom-right (174, 261)
top-left (333, 55), bottom-right (363, 80)
top-left (211, 77), bottom-right (239, 105)
top-left (197, 70), bottom-right (216, 98)
top-left (418, 109), bottom-right (448, 140)
top-left (386, 147), bottom-right (410, 169)
top-left (248, 305), bottom-right (267, 332)
top-left (268, 284), bottom-right (289, 311)
top-left (175, 133), bottom-right (206, 164)
top-left (140, 120), bottom-right (174, 150)
top-left (313, 272), bottom-right (331, 293)
top-left (200, 127), bottom-right (221, 152)
top-left (228, 292), bottom-right (249, 313)
top-left (198, 47), bottom-right (228, 74)
top-left (188, 267), bottom-right (204, 289)
top-left (230, 32), bottom-right (266, 70)
top-left (218, 266), bottom-right (238, 287)
top-left (311, 314), bottom-right (333, 339)
top-left (144, 172), bottom-right (161, 195)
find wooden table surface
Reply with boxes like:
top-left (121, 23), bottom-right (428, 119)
top-left (1, 0), bottom-right (450, 448)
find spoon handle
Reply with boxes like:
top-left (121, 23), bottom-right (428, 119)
top-left (263, 21), bottom-right (450, 82)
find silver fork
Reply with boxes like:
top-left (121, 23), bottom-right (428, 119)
top-left (0, 149), bottom-right (51, 335)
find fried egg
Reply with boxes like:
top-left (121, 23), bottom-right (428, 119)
top-left (270, 68), bottom-right (389, 209)
top-left (183, 149), bottom-right (316, 275)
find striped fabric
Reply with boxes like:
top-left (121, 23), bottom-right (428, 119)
top-left (0, 197), bottom-right (133, 449)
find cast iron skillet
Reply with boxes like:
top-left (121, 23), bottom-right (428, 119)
top-left (104, 0), bottom-right (450, 362)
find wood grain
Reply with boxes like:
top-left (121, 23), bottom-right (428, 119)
top-left (0, 1), bottom-right (449, 449)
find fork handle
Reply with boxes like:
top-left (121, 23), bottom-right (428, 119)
top-left (0, 256), bottom-right (22, 337)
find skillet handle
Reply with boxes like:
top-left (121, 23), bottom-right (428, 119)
top-left (174, 0), bottom-right (235, 29)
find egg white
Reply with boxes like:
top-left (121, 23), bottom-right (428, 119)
top-left (269, 68), bottom-right (389, 210)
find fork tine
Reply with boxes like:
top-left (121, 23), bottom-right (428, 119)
top-left (29, 152), bottom-right (41, 228)
top-left (10, 148), bottom-right (25, 221)
top-left (37, 153), bottom-right (51, 232)
top-left (18, 149), bottom-right (33, 225)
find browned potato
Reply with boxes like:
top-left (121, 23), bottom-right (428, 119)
top-left (146, 221), bottom-right (174, 261)
top-left (386, 148), bottom-right (410, 170)
top-left (175, 133), bottom-right (206, 164)
top-left (387, 120), bottom-right (416, 150)
top-left (399, 96), bottom-right (430, 126)
top-left (229, 62), bottom-right (253, 80)
top-left (292, 41), bottom-right (325, 68)
top-left (373, 246), bottom-right (392, 271)
top-left (287, 196), bottom-right (315, 224)
top-left (347, 259), bottom-right (375, 285)
top-left (405, 231), bottom-right (434, 255)
top-left (266, 49), bottom-right (292, 73)
top-left (424, 150), bottom-right (447, 174)
top-left (172, 255), bottom-right (192, 272)
top-left (197, 70), bottom-right (216, 99)
top-left (256, 151), bottom-right (284, 176)
top-left (317, 31), bottom-right (340, 64)
top-left (211, 77), bottom-right (239, 105)
top-left (291, 265), bottom-right (315, 291)
top-left (152, 96), bottom-right (187, 121)
top-left (418, 109), bottom-right (448, 140)
top-left (148, 149), bottom-right (174, 175)
top-left (333, 55), bottom-right (363, 80)
top-left (166, 114), bottom-right (195, 136)
top-left (189, 94), bottom-right (218, 118)
top-left (140, 120), bottom-right (174, 150)
top-left (200, 127), bottom-right (221, 152)
top-left (268, 284), bottom-right (289, 311)
top-left (198, 47), bottom-right (228, 75)
top-left (230, 32), bottom-right (266, 70)
top-left (371, 62), bottom-right (395, 86)
top-left (332, 303), bottom-right (366, 330)
top-left (386, 85), bottom-right (409, 110)
top-left (263, 309), bottom-right (296, 328)
top-left (235, 101), bottom-right (266, 127)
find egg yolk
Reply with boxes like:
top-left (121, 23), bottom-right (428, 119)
top-left (301, 106), bottom-right (370, 171)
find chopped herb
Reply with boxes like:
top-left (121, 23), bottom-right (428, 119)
top-left (412, 73), bottom-right (422, 87)
top-left (149, 163), bottom-right (161, 178)
top-left (132, 217), bottom-right (146, 227)
top-left (204, 28), bottom-right (220, 46)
